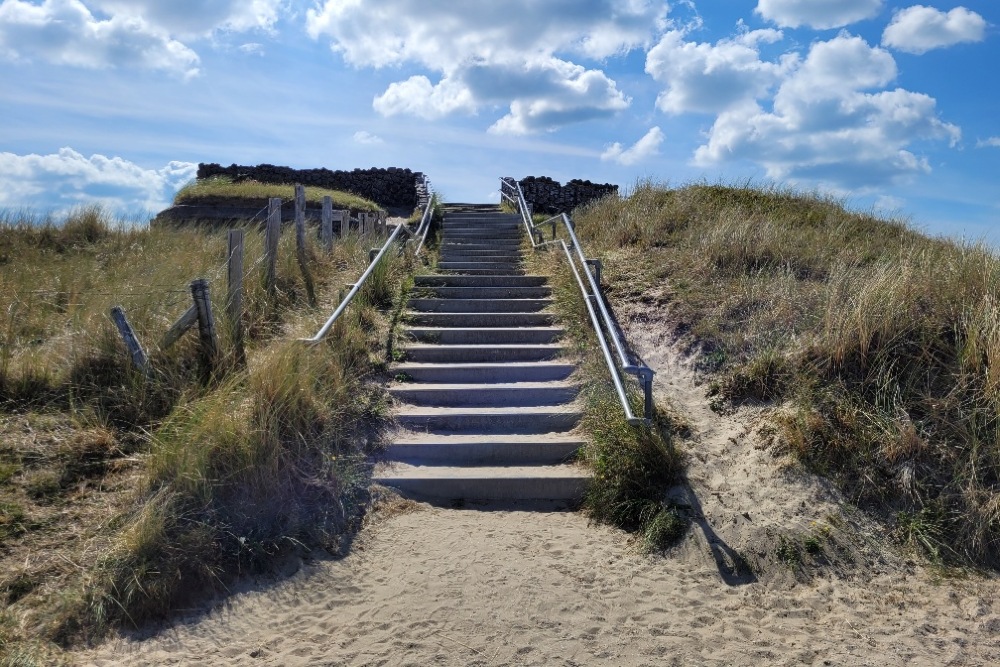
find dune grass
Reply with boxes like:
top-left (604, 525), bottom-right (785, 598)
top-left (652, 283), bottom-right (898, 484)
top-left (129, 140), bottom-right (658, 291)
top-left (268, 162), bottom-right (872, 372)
top-left (174, 176), bottom-right (380, 211)
top-left (523, 239), bottom-right (687, 551)
top-left (572, 180), bottom-right (1000, 566)
top-left (0, 201), bottom-right (411, 658)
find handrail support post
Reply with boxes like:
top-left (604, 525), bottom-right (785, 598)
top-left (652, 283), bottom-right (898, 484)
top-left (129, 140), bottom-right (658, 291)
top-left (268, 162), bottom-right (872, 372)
top-left (584, 258), bottom-right (602, 286)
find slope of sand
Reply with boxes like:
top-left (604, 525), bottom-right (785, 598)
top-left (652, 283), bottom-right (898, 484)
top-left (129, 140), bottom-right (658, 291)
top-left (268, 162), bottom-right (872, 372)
top-left (80, 319), bottom-right (1000, 666)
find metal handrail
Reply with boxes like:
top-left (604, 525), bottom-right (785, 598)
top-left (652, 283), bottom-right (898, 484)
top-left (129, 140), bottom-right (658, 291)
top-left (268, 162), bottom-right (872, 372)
top-left (301, 193), bottom-right (434, 343)
top-left (500, 177), bottom-right (653, 424)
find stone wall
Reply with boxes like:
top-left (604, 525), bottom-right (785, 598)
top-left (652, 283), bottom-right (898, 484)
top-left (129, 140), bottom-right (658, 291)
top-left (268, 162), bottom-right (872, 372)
top-left (197, 163), bottom-right (429, 212)
top-left (504, 176), bottom-right (618, 214)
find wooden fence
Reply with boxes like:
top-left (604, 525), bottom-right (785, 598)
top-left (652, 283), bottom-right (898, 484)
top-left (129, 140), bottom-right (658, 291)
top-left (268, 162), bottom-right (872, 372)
top-left (110, 184), bottom-right (388, 380)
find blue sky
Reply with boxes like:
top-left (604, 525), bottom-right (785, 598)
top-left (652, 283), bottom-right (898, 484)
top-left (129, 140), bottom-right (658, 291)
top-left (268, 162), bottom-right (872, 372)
top-left (0, 1), bottom-right (997, 243)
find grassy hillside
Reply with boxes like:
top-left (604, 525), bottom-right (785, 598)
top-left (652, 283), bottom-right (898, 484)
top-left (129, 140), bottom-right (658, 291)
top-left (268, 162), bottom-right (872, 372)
top-left (572, 181), bottom-right (1000, 567)
top-left (173, 176), bottom-right (381, 211)
top-left (0, 200), bottom-right (409, 662)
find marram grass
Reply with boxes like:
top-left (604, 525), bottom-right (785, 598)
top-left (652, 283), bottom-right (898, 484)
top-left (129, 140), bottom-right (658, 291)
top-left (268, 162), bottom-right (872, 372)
top-left (573, 179), bottom-right (1000, 566)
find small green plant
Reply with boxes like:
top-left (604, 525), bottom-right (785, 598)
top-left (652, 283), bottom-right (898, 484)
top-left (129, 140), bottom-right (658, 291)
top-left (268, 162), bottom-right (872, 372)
top-left (776, 536), bottom-right (802, 567)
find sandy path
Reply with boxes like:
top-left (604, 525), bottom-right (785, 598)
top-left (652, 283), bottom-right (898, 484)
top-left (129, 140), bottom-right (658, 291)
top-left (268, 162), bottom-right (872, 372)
top-left (80, 317), bottom-right (1000, 666)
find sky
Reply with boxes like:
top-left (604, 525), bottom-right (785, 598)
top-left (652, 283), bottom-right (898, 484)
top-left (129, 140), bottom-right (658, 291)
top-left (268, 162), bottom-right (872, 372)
top-left (0, 0), bottom-right (997, 243)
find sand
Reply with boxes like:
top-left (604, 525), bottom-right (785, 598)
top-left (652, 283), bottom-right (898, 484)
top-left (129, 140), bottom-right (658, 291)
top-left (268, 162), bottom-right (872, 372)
top-left (79, 317), bottom-right (1000, 666)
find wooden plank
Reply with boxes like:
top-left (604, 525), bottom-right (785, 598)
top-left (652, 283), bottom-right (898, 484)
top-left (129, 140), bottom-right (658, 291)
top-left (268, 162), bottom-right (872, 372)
top-left (160, 304), bottom-right (197, 350)
top-left (227, 229), bottom-right (245, 366)
top-left (110, 306), bottom-right (150, 375)
top-left (191, 279), bottom-right (219, 380)
top-left (321, 196), bottom-right (334, 252)
top-left (294, 184), bottom-right (317, 306)
top-left (266, 197), bottom-right (281, 295)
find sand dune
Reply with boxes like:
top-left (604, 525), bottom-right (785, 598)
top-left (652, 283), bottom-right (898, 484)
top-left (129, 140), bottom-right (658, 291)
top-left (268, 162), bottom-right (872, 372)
top-left (79, 317), bottom-right (1000, 666)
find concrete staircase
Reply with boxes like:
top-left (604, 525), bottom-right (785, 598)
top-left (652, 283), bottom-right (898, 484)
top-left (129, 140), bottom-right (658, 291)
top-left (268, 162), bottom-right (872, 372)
top-left (373, 204), bottom-right (590, 502)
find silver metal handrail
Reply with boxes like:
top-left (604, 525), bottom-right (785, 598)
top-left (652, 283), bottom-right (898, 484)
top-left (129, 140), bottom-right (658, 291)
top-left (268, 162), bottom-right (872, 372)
top-left (301, 194), bottom-right (434, 343)
top-left (500, 177), bottom-right (653, 424)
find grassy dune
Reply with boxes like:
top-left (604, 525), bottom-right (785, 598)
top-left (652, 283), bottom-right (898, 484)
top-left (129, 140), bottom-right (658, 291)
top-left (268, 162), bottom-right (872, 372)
top-left (0, 199), bottom-right (410, 661)
top-left (573, 181), bottom-right (1000, 566)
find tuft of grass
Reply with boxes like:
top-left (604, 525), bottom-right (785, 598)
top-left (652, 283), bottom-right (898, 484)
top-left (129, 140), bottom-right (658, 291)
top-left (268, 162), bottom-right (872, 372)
top-left (523, 242), bottom-right (688, 550)
top-left (573, 178), bottom-right (1000, 567)
top-left (174, 176), bottom-right (380, 212)
top-left (0, 202), bottom-right (412, 656)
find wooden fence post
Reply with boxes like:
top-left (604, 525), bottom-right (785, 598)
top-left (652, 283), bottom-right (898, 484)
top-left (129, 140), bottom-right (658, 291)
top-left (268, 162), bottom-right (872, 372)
top-left (110, 306), bottom-right (150, 376)
top-left (338, 210), bottom-right (349, 238)
top-left (321, 196), bottom-right (334, 252)
top-left (191, 279), bottom-right (219, 380)
top-left (294, 184), bottom-right (317, 306)
top-left (266, 198), bottom-right (281, 295)
top-left (227, 229), bottom-right (246, 366)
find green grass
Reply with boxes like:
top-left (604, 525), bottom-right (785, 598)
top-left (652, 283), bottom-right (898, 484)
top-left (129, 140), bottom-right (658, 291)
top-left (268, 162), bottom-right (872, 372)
top-left (174, 176), bottom-right (380, 211)
top-left (523, 243), bottom-right (688, 551)
top-left (0, 202), bottom-right (413, 656)
top-left (572, 179), bottom-right (1000, 567)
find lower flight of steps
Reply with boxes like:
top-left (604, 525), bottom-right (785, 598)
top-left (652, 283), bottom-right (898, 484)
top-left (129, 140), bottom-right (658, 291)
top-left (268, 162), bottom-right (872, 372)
top-left (373, 204), bottom-right (590, 502)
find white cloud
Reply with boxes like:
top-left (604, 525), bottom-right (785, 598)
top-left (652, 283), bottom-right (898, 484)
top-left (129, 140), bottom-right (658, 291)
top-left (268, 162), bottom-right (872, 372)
top-left (602, 127), bottom-right (665, 165)
top-left (373, 75), bottom-right (476, 120)
top-left (755, 0), bottom-right (883, 29)
top-left (977, 137), bottom-right (1000, 148)
top-left (352, 130), bottom-right (384, 145)
top-left (0, 148), bottom-right (196, 212)
top-left (90, 0), bottom-right (284, 37)
top-left (882, 5), bottom-right (986, 54)
top-left (874, 194), bottom-right (905, 211)
top-left (693, 35), bottom-right (960, 190)
top-left (646, 29), bottom-right (794, 114)
top-left (307, 0), bottom-right (663, 133)
top-left (0, 0), bottom-right (199, 76)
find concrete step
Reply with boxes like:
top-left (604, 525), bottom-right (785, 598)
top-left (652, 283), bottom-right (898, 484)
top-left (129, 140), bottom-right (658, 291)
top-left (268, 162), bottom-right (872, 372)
top-left (412, 287), bottom-right (550, 299)
top-left (436, 249), bottom-right (523, 257)
top-left (414, 275), bottom-right (547, 288)
top-left (442, 231), bottom-right (522, 239)
top-left (405, 312), bottom-right (554, 327)
top-left (405, 326), bottom-right (562, 344)
top-left (400, 343), bottom-right (564, 363)
top-left (438, 262), bottom-right (524, 272)
top-left (407, 298), bottom-right (551, 313)
top-left (439, 253), bottom-right (522, 262)
top-left (439, 268), bottom-right (526, 276)
top-left (394, 361), bottom-right (576, 383)
top-left (389, 381), bottom-right (579, 407)
top-left (385, 434), bottom-right (585, 464)
top-left (373, 463), bottom-right (590, 502)
top-left (395, 405), bottom-right (582, 433)
top-left (441, 238), bottom-right (522, 246)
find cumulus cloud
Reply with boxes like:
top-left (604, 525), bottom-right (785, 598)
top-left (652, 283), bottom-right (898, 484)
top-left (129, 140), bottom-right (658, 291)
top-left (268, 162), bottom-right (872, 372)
top-left (352, 130), bottom-right (384, 145)
top-left (0, 0), bottom-right (199, 76)
top-left (755, 0), bottom-right (883, 29)
top-left (91, 0), bottom-right (284, 37)
top-left (646, 28), bottom-right (794, 114)
top-left (0, 148), bottom-right (196, 212)
top-left (307, 0), bottom-right (664, 133)
top-left (977, 137), bottom-right (1000, 149)
top-left (882, 5), bottom-right (986, 54)
top-left (693, 35), bottom-right (960, 190)
top-left (602, 127), bottom-right (665, 165)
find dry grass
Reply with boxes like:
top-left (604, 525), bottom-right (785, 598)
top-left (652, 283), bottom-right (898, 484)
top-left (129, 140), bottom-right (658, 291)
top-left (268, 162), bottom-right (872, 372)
top-left (0, 199), bottom-right (411, 660)
top-left (174, 176), bottom-right (380, 211)
top-left (523, 242), bottom-right (687, 551)
top-left (573, 179), bottom-right (1000, 566)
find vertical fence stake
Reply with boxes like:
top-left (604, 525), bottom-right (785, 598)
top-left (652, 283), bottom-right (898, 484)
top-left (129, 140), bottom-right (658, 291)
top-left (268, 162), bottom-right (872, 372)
top-left (321, 196), bottom-right (334, 253)
top-left (294, 183), bottom-right (317, 306)
top-left (227, 229), bottom-right (245, 366)
top-left (191, 278), bottom-right (219, 381)
top-left (110, 306), bottom-right (150, 376)
top-left (266, 198), bottom-right (281, 295)
top-left (339, 210), bottom-right (348, 238)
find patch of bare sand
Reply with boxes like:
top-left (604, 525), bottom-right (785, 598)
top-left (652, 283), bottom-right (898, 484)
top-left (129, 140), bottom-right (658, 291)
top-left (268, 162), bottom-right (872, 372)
top-left (79, 316), bottom-right (1000, 667)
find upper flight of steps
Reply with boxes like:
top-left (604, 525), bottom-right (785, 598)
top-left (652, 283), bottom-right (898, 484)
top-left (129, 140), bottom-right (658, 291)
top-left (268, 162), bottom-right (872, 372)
top-left (373, 204), bottom-right (591, 502)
